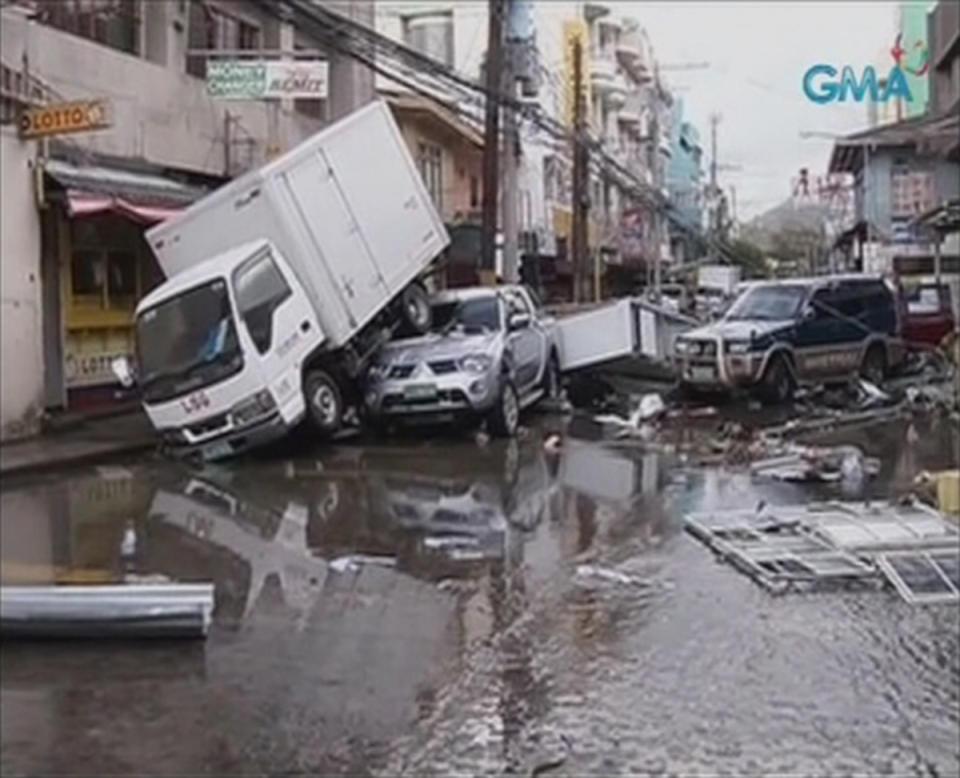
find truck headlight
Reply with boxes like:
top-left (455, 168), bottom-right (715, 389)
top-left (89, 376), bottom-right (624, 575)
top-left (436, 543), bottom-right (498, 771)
top-left (232, 389), bottom-right (276, 426)
top-left (725, 340), bottom-right (752, 354)
top-left (459, 354), bottom-right (493, 374)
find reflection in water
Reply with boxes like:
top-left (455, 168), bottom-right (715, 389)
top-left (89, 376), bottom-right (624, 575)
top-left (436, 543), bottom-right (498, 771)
top-left (0, 433), bottom-right (674, 776)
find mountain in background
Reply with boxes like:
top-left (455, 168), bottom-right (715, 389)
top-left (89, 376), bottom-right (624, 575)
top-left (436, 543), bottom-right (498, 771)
top-left (742, 198), bottom-right (829, 250)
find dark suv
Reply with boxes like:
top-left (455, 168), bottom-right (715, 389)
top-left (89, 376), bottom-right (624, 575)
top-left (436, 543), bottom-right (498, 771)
top-left (676, 275), bottom-right (904, 403)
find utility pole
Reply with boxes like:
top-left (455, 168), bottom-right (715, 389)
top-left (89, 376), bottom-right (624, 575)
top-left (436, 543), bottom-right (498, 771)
top-left (481, 0), bottom-right (506, 275)
top-left (501, 0), bottom-right (519, 284)
top-left (570, 36), bottom-right (588, 303)
top-left (708, 112), bottom-right (721, 261)
top-left (223, 110), bottom-right (232, 177)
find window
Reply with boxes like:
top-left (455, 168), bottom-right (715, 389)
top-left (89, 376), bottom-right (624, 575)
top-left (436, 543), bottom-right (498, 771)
top-left (417, 143), bottom-right (443, 212)
top-left (187, 2), bottom-right (261, 79)
top-left (232, 252), bottom-right (291, 354)
top-left (36, 0), bottom-right (141, 56)
top-left (294, 44), bottom-right (326, 120)
top-left (470, 175), bottom-right (480, 209)
top-left (402, 12), bottom-right (454, 66)
top-left (68, 216), bottom-right (154, 314)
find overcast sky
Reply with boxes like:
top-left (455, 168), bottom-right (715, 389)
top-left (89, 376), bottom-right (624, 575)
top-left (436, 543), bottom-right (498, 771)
top-left (608, 0), bottom-right (901, 219)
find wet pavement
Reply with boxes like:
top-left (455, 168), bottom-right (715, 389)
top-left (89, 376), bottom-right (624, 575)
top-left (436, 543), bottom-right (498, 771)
top-left (1, 409), bottom-right (958, 776)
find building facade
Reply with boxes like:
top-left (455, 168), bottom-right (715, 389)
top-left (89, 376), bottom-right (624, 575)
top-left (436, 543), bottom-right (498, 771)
top-left (0, 0), bottom-right (374, 439)
top-left (666, 97), bottom-right (704, 266)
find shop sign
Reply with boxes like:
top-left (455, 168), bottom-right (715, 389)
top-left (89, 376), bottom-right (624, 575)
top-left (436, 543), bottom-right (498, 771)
top-left (207, 60), bottom-right (328, 99)
top-left (19, 99), bottom-right (112, 139)
top-left (65, 349), bottom-right (133, 388)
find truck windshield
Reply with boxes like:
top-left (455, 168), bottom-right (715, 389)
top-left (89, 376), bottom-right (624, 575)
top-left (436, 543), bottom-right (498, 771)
top-left (432, 297), bottom-right (501, 334)
top-left (725, 285), bottom-right (807, 321)
top-left (136, 279), bottom-right (243, 404)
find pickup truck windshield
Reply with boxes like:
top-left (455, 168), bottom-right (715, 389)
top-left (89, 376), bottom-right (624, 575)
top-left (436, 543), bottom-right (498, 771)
top-left (725, 285), bottom-right (807, 321)
top-left (432, 297), bottom-right (501, 334)
top-left (136, 279), bottom-right (243, 404)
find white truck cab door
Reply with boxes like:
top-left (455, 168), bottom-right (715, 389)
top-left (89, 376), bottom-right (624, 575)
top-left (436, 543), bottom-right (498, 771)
top-left (231, 249), bottom-right (321, 416)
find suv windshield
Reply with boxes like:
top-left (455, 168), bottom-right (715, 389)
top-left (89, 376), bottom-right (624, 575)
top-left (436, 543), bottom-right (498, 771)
top-left (136, 279), bottom-right (243, 404)
top-left (432, 297), bottom-right (501, 334)
top-left (725, 285), bottom-right (808, 321)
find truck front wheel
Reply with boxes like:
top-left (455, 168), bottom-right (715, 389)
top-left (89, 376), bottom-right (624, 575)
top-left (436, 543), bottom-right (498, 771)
top-left (304, 369), bottom-right (343, 436)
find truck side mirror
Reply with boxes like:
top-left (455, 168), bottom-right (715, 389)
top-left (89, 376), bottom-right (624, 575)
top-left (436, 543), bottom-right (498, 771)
top-left (801, 304), bottom-right (816, 321)
top-left (111, 356), bottom-right (136, 388)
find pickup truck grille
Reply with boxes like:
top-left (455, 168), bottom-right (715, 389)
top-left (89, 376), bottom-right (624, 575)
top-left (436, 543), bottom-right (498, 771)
top-left (389, 364), bottom-right (416, 379)
top-left (428, 360), bottom-right (458, 375)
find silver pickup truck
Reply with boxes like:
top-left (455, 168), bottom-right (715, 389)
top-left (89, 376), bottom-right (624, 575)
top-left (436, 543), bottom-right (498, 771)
top-left (363, 285), bottom-right (561, 436)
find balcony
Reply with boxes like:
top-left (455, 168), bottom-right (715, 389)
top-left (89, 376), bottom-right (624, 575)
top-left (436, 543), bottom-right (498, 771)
top-left (604, 74), bottom-right (628, 108)
top-left (590, 52), bottom-right (617, 91)
top-left (617, 90), bottom-right (643, 127)
top-left (615, 28), bottom-right (652, 83)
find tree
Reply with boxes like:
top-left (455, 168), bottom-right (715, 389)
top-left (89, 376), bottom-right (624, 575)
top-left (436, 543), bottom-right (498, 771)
top-left (726, 237), bottom-right (768, 278)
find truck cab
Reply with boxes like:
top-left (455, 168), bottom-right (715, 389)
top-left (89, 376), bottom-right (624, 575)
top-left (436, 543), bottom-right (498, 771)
top-left (126, 239), bottom-right (324, 460)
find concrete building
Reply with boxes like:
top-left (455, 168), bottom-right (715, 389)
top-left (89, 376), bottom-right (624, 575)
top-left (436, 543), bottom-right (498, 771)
top-left (666, 97), bottom-right (704, 265)
top-left (0, 0), bottom-right (374, 439)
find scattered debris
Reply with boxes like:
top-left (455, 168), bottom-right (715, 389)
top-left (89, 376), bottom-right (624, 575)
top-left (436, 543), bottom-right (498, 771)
top-left (914, 470), bottom-right (960, 517)
top-left (474, 430), bottom-right (491, 447)
top-left (1, 583), bottom-right (215, 639)
top-left (543, 434), bottom-right (563, 454)
top-left (685, 500), bottom-right (959, 603)
top-left (856, 379), bottom-right (891, 408)
top-left (638, 392), bottom-right (666, 421)
top-left (574, 564), bottom-right (654, 588)
top-left (329, 554), bottom-right (397, 573)
top-left (876, 549), bottom-right (959, 605)
top-left (750, 445), bottom-right (880, 484)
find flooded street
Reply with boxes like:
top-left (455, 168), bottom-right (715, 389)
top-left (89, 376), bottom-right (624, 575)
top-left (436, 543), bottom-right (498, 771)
top-left (2, 412), bottom-right (958, 776)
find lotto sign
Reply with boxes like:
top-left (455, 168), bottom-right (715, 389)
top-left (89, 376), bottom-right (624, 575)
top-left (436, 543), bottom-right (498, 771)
top-left (19, 99), bottom-right (112, 139)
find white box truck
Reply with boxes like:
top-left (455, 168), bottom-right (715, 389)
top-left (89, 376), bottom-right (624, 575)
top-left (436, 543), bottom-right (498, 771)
top-left (113, 101), bottom-right (449, 460)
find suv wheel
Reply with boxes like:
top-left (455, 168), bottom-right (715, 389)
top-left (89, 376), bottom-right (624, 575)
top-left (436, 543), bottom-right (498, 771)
top-left (488, 380), bottom-right (520, 438)
top-left (304, 368), bottom-right (343, 437)
top-left (859, 344), bottom-right (887, 385)
top-left (758, 354), bottom-right (795, 405)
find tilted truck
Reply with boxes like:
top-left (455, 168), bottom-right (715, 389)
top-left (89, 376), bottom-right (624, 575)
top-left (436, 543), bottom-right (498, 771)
top-left (113, 100), bottom-right (449, 460)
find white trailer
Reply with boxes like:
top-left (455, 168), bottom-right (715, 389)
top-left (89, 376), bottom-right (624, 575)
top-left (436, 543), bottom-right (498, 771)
top-left (115, 101), bottom-right (449, 460)
top-left (556, 298), bottom-right (699, 374)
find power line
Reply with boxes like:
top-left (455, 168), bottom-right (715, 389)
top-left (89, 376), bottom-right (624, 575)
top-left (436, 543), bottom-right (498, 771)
top-left (254, 0), bottom-right (738, 263)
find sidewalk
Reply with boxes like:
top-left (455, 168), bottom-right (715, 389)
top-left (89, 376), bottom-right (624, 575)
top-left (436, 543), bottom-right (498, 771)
top-left (0, 410), bottom-right (158, 480)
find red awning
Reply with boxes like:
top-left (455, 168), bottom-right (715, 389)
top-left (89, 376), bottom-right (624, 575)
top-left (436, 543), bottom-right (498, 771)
top-left (65, 190), bottom-right (183, 224)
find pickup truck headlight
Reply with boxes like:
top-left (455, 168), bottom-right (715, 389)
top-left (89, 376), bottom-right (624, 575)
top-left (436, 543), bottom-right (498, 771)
top-left (367, 363), bottom-right (389, 382)
top-left (232, 389), bottom-right (276, 426)
top-left (459, 354), bottom-right (493, 374)
top-left (725, 340), bottom-right (752, 354)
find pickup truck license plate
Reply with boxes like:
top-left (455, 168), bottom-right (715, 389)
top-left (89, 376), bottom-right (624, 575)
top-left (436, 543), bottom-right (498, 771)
top-left (690, 366), bottom-right (717, 382)
top-left (404, 384), bottom-right (438, 401)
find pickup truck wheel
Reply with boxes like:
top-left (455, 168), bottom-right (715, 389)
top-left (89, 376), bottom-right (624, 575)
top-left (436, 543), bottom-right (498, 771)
top-left (400, 282), bottom-right (432, 335)
top-left (488, 380), bottom-right (519, 438)
top-left (304, 369), bottom-right (343, 436)
top-left (860, 344), bottom-right (887, 385)
top-left (758, 354), bottom-right (794, 405)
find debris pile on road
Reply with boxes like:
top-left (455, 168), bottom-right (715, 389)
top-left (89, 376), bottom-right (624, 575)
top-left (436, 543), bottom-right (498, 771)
top-left (685, 499), bottom-right (959, 604)
top-left (750, 444), bottom-right (881, 484)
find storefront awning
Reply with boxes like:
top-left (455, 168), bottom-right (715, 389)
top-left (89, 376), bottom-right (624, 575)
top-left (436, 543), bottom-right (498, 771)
top-left (44, 158), bottom-right (208, 224)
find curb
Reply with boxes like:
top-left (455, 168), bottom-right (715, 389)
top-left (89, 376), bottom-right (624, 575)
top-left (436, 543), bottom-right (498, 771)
top-left (0, 438), bottom-right (158, 481)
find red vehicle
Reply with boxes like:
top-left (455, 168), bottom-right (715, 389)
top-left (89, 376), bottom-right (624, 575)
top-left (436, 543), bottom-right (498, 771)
top-left (899, 281), bottom-right (956, 348)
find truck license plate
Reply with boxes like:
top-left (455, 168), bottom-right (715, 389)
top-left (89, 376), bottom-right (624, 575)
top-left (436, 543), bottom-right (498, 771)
top-left (690, 366), bottom-right (716, 382)
top-left (404, 384), bottom-right (437, 401)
